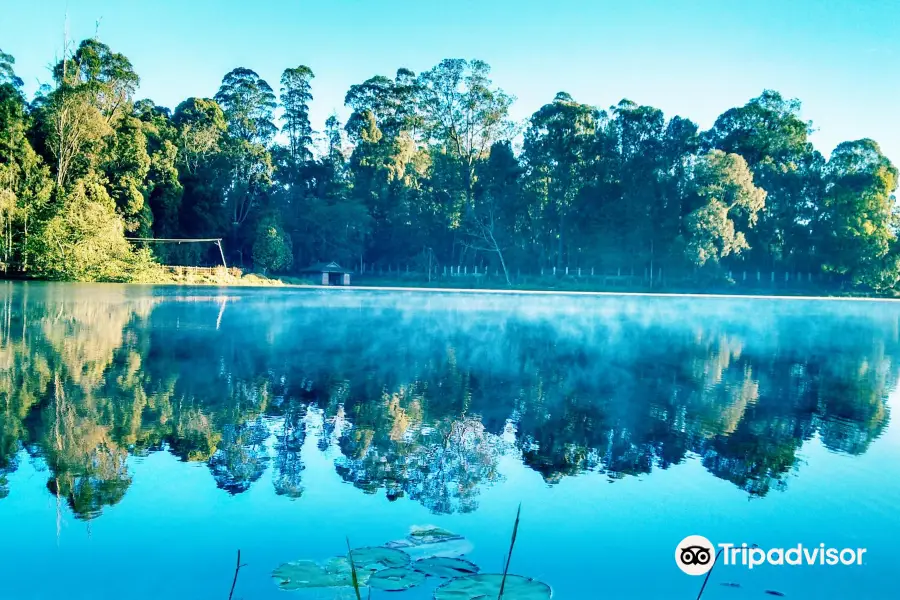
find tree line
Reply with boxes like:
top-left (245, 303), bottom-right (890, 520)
top-left (1, 39), bottom-right (898, 290)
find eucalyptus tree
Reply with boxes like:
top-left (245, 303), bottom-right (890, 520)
top-left (705, 91), bottom-right (820, 268)
top-left (214, 68), bottom-right (277, 146)
top-left (25, 39), bottom-right (155, 280)
top-left (172, 97), bottom-right (227, 175)
top-left (214, 68), bottom-right (277, 261)
top-left (651, 115), bottom-right (700, 276)
top-left (468, 141), bottom-right (524, 283)
top-left (683, 150), bottom-right (767, 268)
top-left (607, 100), bottom-right (669, 267)
top-left (0, 48), bottom-right (23, 89)
top-left (523, 92), bottom-right (601, 268)
top-left (0, 59), bottom-right (51, 272)
top-left (417, 59), bottom-right (514, 224)
top-left (324, 113), bottom-right (344, 163)
top-left (818, 139), bottom-right (899, 290)
top-left (344, 69), bottom-right (430, 267)
top-left (134, 100), bottom-right (183, 245)
top-left (279, 65), bottom-right (315, 164)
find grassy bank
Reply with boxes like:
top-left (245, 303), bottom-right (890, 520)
top-left (3, 269), bottom-right (888, 298)
top-left (146, 266), bottom-right (288, 287)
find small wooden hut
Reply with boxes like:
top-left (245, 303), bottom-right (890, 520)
top-left (300, 261), bottom-right (352, 286)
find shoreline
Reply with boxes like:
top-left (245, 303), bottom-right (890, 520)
top-left (8, 279), bottom-right (897, 302)
top-left (309, 284), bottom-right (900, 302)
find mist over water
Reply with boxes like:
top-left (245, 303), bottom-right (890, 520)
top-left (1, 282), bottom-right (899, 599)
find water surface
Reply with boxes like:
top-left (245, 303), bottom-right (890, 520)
top-left (1, 282), bottom-right (899, 599)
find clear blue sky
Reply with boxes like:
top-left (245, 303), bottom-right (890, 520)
top-left (2, 0), bottom-right (898, 162)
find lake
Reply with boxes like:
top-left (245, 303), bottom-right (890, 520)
top-left (1, 282), bottom-right (898, 599)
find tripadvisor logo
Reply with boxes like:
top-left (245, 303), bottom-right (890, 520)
top-left (675, 535), bottom-right (867, 575)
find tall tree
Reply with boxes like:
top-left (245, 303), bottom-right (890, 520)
top-left (818, 139), bottom-right (899, 290)
top-left (705, 91), bottom-right (820, 268)
top-left (467, 141), bottom-right (524, 283)
top-left (0, 48), bottom-right (24, 89)
top-left (683, 150), bottom-right (766, 268)
top-left (344, 70), bottom-right (429, 267)
top-left (214, 69), bottom-right (276, 260)
top-left (523, 92), bottom-right (600, 268)
top-left (0, 65), bottom-right (51, 271)
top-left (214, 68), bottom-right (277, 146)
top-left (418, 59), bottom-right (513, 223)
top-left (279, 66), bottom-right (315, 164)
top-left (172, 97), bottom-right (227, 175)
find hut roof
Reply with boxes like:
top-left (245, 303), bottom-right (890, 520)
top-left (300, 261), bottom-right (350, 274)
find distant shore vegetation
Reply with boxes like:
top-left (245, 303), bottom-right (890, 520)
top-left (1, 40), bottom-right (898, 293)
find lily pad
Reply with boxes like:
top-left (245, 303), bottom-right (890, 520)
top-left (385, 526), bottom-right (473, 559)
top-left (272, 559), bottom-right (354, 590)
top-left (409, 526), bottom-right (461, 544)
top-left (367, 567), bottom-right (427, 591)
top-left (413, 557), bottom-right (480, 578)
top-left (349, 546), bottom-right (411, 569)
top-left (434, 574), bottom-right (552, 599)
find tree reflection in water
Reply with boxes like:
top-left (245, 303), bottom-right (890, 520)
top-left (0, 284), bottom-right (895, 519)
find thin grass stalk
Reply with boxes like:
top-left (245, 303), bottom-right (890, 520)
top-left (695, 548), bottom-right (724, 600)
top-left (346, 537), bottom-right (363, 600)
top-left (228, 549), bottom-right (246, 600)
top-left (498, 503), bottom-right (522, 599)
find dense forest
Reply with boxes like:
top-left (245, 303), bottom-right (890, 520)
top-left (1, 38), bottom-right (898, 290)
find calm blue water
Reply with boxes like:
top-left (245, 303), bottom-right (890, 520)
top-left (1, 282), bottom-right (899, 599)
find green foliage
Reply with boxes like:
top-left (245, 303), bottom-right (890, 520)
top-left (820, 139), bottom-right (900, 289)
top-left (0, 81), bottom-right (52, 271)
top-left (29, 175), bottom-right (157, 281)
top-left (215, 68), bottom-right (277, 146)
top-left (0, 41), bottom-right (897, 293)
top-left (684, 151), bottom-right (767, 267)
top-left (172, 97), bottom-right (227, 173)
top-left (252, 217), bottom-right (293, 274)
top-left (0, 48), bottom-right (24, 89)
top-left (280, 66), bottom-right (315, 163)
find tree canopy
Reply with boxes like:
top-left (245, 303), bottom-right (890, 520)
top-left (0, 40), bottom-right (897, 292)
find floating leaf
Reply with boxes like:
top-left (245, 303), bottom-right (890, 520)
top-left (349, 546), bottom-right (410, 569)
top-left (413, 557), bottom-right (479, 578)
top-left (367, 567), bottom-right (427, 591)
top-left (434, 574), bottom-right (552, 599)
top-left (272, 559), bottom-right (354, 590)
top-left (409, 526), bottom-right (461, 544)
top-left (386, 527), bottom-right (473, 559)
